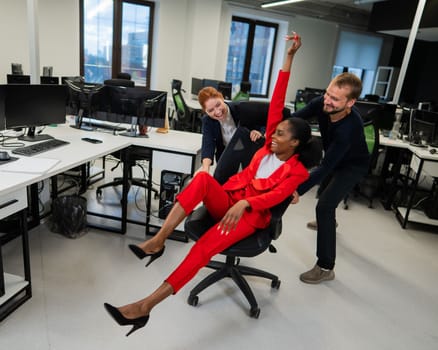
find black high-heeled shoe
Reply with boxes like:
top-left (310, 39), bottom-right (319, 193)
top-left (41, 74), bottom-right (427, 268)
top-left (128, 244), bottom-right (165, 267)
top-left (104, 303), bottom-right (149, 337)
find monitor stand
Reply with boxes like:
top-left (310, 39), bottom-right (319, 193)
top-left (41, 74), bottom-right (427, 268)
top-left (119, 116), bottom-right (149, 138)
top-left (18, 126), bottom-right (54, 142)
top-left (69, 109), bottom-right (94, 131)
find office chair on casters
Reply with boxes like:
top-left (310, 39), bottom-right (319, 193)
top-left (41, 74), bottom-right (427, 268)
top-left (96, 146), bottom-right (158, 199)
top-left (95, 76), bottom-right (158, 199)
top-left (343, 119), bottom-right (382, 209)
top-left (184, 126), bottom-right (290, 319)
top-left (171, 79), bottom-right (198, 132)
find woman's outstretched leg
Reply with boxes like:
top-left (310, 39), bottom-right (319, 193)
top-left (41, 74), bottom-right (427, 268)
top-left (132, 172), bottom-right (230, 256)
top-left (118, 282), bottom-right (174, 319)
top-left (104, 282), bottom-right (174, 336)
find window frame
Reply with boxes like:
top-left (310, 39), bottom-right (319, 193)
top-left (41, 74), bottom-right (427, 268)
top-left (80, 0), bottom-right (155, 87)
top-left (228, 16), bottom-right (278, 98)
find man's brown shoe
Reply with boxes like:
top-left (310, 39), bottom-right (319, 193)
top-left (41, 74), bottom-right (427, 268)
top-left (306, 220), bottom-right (338, 231)
top-left (300, 264), bottom-right (335, 284)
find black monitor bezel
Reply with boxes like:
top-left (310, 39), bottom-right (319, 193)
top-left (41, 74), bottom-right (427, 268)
top-left (5, 84), bottom-right (68, 130)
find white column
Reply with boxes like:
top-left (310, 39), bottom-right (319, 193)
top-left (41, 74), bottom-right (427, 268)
top-left (392, 0), bottom-right (427, 104)
top-left (27, 0), bottom-right (40, 84)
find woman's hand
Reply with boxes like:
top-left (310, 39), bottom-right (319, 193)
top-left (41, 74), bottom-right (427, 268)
top-left (249, 129), bottom-right (264, 142)
top-left (285, 32), bottom-right (301, 56)
top-left (217, 200), bottom-right (250, 235)
top-left (291, 190), bottom-right (300, 204)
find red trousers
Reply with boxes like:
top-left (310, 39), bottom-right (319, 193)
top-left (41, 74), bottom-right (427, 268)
top-left (166, 172), bottom-right (258, 293)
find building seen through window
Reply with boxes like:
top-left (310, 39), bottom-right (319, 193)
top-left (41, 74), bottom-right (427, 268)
top-left (81, 0), bottom-right (154, 87)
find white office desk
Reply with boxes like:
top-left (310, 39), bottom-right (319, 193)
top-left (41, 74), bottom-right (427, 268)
top-left (0, 124), bottom-right (202, 318)
top-left (379, 134), bottom-right (438, 228)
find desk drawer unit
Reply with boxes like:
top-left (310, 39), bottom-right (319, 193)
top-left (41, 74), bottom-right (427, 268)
top-left (0, 188), bottom-right (27, 221)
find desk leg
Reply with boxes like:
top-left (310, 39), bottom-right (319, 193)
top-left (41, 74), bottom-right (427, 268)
top-left (397, 158), bottom-right (424, 228)
top-left (145, 156), bottom-right (153, 236)
top-left (120, 148), bottom-right (129, 234)
top-left (0, 245), bottom-right (4, 296)
top-left (20, 209), bottom-right (31, 296)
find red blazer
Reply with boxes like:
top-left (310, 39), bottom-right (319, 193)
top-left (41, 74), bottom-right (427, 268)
top-left (223, 70), bottom-right (309, 228)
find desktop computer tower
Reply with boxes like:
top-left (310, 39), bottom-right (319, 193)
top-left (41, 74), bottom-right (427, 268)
top-left (159, 170), bottom-right (187, 219)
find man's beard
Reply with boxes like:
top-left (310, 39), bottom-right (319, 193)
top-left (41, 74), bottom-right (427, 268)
top-left (324, 105), bottom-right (346, 115)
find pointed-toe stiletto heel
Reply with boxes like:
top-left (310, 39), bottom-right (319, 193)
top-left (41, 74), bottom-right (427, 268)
top-left (104, 303), bottom-right (149, 337)
top-left (128, 244), bottom-right (165, 267)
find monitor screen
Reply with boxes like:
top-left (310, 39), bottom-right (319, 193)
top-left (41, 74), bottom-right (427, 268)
top-left (217, 82), bottom-right (232, 100)
top-left (202, 78), bottom-right (220, 89)
top-left (413, 109), bottom-right (438, 123)
top-left (7, 74), bottom-right (31, 84)
top-left (5, 84), bottom-right (68, 129)
top-left (40, 76), bottom-right (60, 85)
top-left (191, 77), bottom-right (203, 95)
top-left (411, 118), bottom-right (436, 145)
top-left (354, 101), bottom-right (395, 131)
top-left (105, 86), bottom-right (167, 128)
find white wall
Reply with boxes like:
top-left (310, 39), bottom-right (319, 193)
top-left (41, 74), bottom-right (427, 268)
top-left (0, 1), bottom-right (29, 81)
top-left (0, 0), bottom-right (79, 83)
top-left (0, 0), bottom-right (351, 103)
top-left (38, 0), bottom-right (80, 78)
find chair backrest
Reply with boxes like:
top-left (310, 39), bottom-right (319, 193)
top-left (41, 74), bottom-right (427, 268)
top-left (232, 90), bottom-right (250, 102)
top-left (171, 79), bottom-right (192, 129)
top-left (213, 126), bottom-right (291, 241)
top-left (104, 78), bottom-right (134, 87)
top-left (234, 100), bottom-right (290, 130)
top-left (363, 119), bottom-right (380, 170)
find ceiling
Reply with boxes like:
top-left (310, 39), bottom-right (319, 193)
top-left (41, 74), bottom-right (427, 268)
top-left (225, 0), bottom-right (378, 30)
top-left (225, 0), bottom-right (438, 41)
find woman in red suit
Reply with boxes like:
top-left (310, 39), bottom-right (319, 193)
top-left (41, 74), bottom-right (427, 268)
top-left (105, 33), bottom-right (311, 336)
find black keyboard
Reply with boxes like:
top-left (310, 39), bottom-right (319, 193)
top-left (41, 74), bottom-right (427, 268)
top-left (12, 138), bottom-right (70, 156)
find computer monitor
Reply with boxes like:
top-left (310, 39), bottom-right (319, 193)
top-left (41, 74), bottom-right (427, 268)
top-left (65, 79), bottom-right (106, 130)
top-left (413, 109), bottom-right (438, 123)
top-left (411, 118), bottom-right (436, 146)
top-left (105, 86), bottom-right (167, 137)
top-left (202, 78), bottom-right (220, 89)
top-left (61, 76), bottom-right (84, 85)
top-left (7, 74), bottom-right (31, 84)
top-left (191, 77), bottom-right (203, 96)
top-left (354, 100), bottom-right (396, 131)
top-left (217, 82), bottom-right (232, 100)
top-left (5, 84), bottom-right (68, 141)
top-left (40, 76), bottom-right (59, 85)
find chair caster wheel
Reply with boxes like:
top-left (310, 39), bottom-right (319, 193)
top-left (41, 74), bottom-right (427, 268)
top-left (249, 307), bottom-right (260, 319)
top-left (187, 295), bottom-right (199, 307)
top-left (271, 279), bottom-right (281, 289)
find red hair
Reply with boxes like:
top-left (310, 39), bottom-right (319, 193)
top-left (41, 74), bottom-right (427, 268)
top-left (198, 87), bottom-right (224, 111)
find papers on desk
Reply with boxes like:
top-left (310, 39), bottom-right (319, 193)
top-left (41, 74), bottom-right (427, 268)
top-left (0, 157), bottom-right (60, 174)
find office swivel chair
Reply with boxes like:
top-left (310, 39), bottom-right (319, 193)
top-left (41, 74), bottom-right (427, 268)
top-left (343, 119), bottom-right (382, 209)
top-left (95, 74), bottom-right (158, 199)
top-left (171, 79), bottom-right (198, 132)
top-left (184, 122), bottom-right (291, 318)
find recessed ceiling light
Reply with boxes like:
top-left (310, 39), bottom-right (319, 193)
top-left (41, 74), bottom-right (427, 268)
top-left (261, 0), bottom-right (305, 9)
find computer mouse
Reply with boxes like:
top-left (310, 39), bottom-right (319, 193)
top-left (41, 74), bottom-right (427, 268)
top-left (0, 151), bottom-right (11, 161)
top-left (430, 148), bottom-right (437, 155)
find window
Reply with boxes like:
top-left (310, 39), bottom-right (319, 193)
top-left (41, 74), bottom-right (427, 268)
top-left (226, 16), bottom-right (278, 98)
top-left (332, 31), bottom-right (383, 97)
top-left (81, 0), bottom-right (154, 86)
